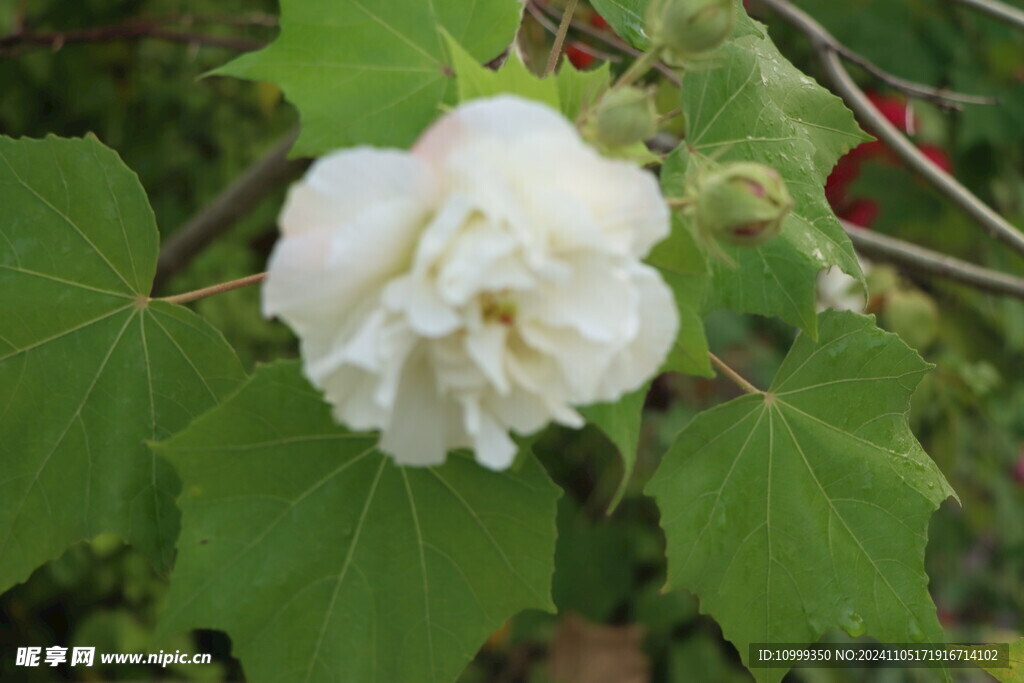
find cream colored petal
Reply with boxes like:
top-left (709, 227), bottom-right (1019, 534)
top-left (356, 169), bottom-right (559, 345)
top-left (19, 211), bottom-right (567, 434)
top-left (279, 147), bottom-right (436, 237)
top-left (597, 264), bottom-right (678, 401)
top-left (517, 254), bottom-right (639, 345)
top-left (379, 349), bottom-right (465, 466)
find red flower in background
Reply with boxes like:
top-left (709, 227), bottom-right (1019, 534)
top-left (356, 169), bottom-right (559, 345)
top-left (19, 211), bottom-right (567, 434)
top-left (919, 144), bottom-right (952, 173)
top-left (565, 41), bottom-right (596, 69)
top-left (825, 92), bottom-right (952, 228)
top-left (590, 12), bottom-right (610, 30)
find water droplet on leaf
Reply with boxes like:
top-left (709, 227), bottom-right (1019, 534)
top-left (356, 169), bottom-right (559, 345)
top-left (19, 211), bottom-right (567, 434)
top-left (840, 609), bottom-right (866, 637)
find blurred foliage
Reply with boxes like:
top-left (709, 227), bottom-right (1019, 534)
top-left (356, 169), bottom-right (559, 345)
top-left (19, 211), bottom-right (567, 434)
top-left (2, 0), bottom-right (1023, 680)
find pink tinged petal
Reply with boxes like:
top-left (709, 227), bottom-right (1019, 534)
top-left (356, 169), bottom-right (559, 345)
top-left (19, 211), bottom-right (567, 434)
top-left (264, 147), bottom-right (437, 355)
top-left (597, 264), bottom-right (678, 401)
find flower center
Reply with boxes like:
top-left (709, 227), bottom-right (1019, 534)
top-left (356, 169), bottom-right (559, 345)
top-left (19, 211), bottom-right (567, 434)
top-left (481, 292), bottom-right (517, 326)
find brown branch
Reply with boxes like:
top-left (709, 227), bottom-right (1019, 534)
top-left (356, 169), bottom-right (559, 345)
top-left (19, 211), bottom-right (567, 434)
top-left (950, 0), bottom-right (1024, 32)
top-left (523, 2), bottom-right (622, 63)
top-left (750, 0), bottom-right (997, 110)
top-left (0, 20), bottom-right (264, 55)
top-left (758, 0), bottom-right (1024, 258)
top-left (528, 0), bottom-right (681, 85)
top-left (843, 222), bottom-right (1024, 300)
top-left (152, 12), bottom-right (279, 29)
top-left (154, 129), bottom-right (309, 291)
top-left (544, 0), bottom-right (579, 76)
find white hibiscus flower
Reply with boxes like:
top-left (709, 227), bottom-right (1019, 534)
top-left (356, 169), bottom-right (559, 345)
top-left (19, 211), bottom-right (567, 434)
top-left (264, 95), bottom-right (678, 470)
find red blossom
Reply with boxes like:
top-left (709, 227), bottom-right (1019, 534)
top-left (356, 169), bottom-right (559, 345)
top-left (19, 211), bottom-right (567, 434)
top-left (841, 199), bottom-right (880, 228)
top-left (919, 144), bottom-right (953, 173)
top-left (565, 42), bottom-right (596, 69)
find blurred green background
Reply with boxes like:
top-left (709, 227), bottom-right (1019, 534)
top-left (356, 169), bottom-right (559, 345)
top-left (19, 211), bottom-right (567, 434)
top-left (1, 0), bottom-right (1021, 680)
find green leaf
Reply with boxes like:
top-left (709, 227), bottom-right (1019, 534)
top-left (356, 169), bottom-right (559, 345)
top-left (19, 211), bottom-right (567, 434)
top-left (552, 498), bottom-right (638, 621)
top-left (646, 311), bottom-right (956, 682)
top-left (156, 360), bottom-right (561, 682)
top-left (444, 32), bottom-right (559, 110)
top-left (215, 0), bottom-right (524, 156)
top-left (673, 13), bottom-right (870, 337)
top-left (590, 0), bottom-right (651, 50)
top-left (445, 31), bottom-right (610, 123)
top-left (581, 382), bottom-right (649, 511)
top-left (0, 135), bottom-right (244, 592)
top-left (979, 637), bottom-right (1024, 682)
top-left (647, 160), bottom-right (713, 378)
top-left (554, 62), bottom-right (611, 122)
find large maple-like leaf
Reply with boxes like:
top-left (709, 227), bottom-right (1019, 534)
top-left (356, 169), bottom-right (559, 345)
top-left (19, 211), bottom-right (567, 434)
top-left (156, 361), bottom-right (560, 682)
top-left (0, 135), bottom-right (244, 591)
top-left (647, 311), bottom-right (956, 682)
top-left (215, 0), bottom-right (524, 156)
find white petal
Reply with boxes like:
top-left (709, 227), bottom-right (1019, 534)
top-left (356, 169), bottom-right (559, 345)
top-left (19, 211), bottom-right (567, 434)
top-left (378, 349), bottom-right (465, 466)
top-left (413, 96), bottom-right (581, 168)
top-left (465, 323), bottom-right (510, 394)
top-left (597, 264), bottom-right (678, 401)
top-left (279, 148), bottom-right (436, 237)
top-left (471, 410), bottom-right (518, 470)
top-left (518, 254), bottom-right (638, 344)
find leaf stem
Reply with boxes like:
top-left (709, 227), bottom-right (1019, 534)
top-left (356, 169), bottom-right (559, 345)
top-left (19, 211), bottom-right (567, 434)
top-left (665, 196), bottom-right (695, 210)
top-left (157, 272), bottom-right (266, 305)
top-left (154, 128), bottom-right (308, 290)
top-left (544, 0), bottom-right (578, 77)
top-left (613, 46), bottom-right (663, 90)
top-left (708, 352), bottom-right (762, 394)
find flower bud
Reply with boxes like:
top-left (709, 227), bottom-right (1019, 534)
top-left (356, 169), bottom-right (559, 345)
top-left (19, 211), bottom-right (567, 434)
top-left (595, 87), bottom-right (659, 147)
top-left (695, 162), bottom-right (792, 247)
top-left (883, 288), bottom-right (938, 351)
top-left (649, 0), bottom-right (735, 59)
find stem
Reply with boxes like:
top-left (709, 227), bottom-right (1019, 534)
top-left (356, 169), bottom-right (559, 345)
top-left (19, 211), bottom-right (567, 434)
top-left (950, 0), bottom-right (1024, 32)
top-left (658, 107), bottom-right (683, 124)
top-left (748, 0), bottom-right (997, 109)
top-left (0, 20), bottom-right (263, 53)
top-left (544, 0), bottom-right (578, 76)
top-left (529, 0), bottom-right (681, 85)
top-left (613, 47), bottom-right (663, 90)
top-left (665, 197), bottom-right (695, 209)
top-left (158, 272), bottom-right (266, 305)
top-left (843, 221), bottom-right (1024, 300)
top-left (154, 128), bottom-right (308, 290)
top-left (708, 352), bottom-right (762, 394)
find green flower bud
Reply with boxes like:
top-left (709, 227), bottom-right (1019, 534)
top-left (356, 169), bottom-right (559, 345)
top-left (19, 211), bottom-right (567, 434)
top-left (883, 288), bottom-right (939, 351)
top-left (695, 162), bottom-right (792, 247)
top-left (595, 87), bottom-right (659, 147)
top-left (649, 0), bottom-right (735, 59)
